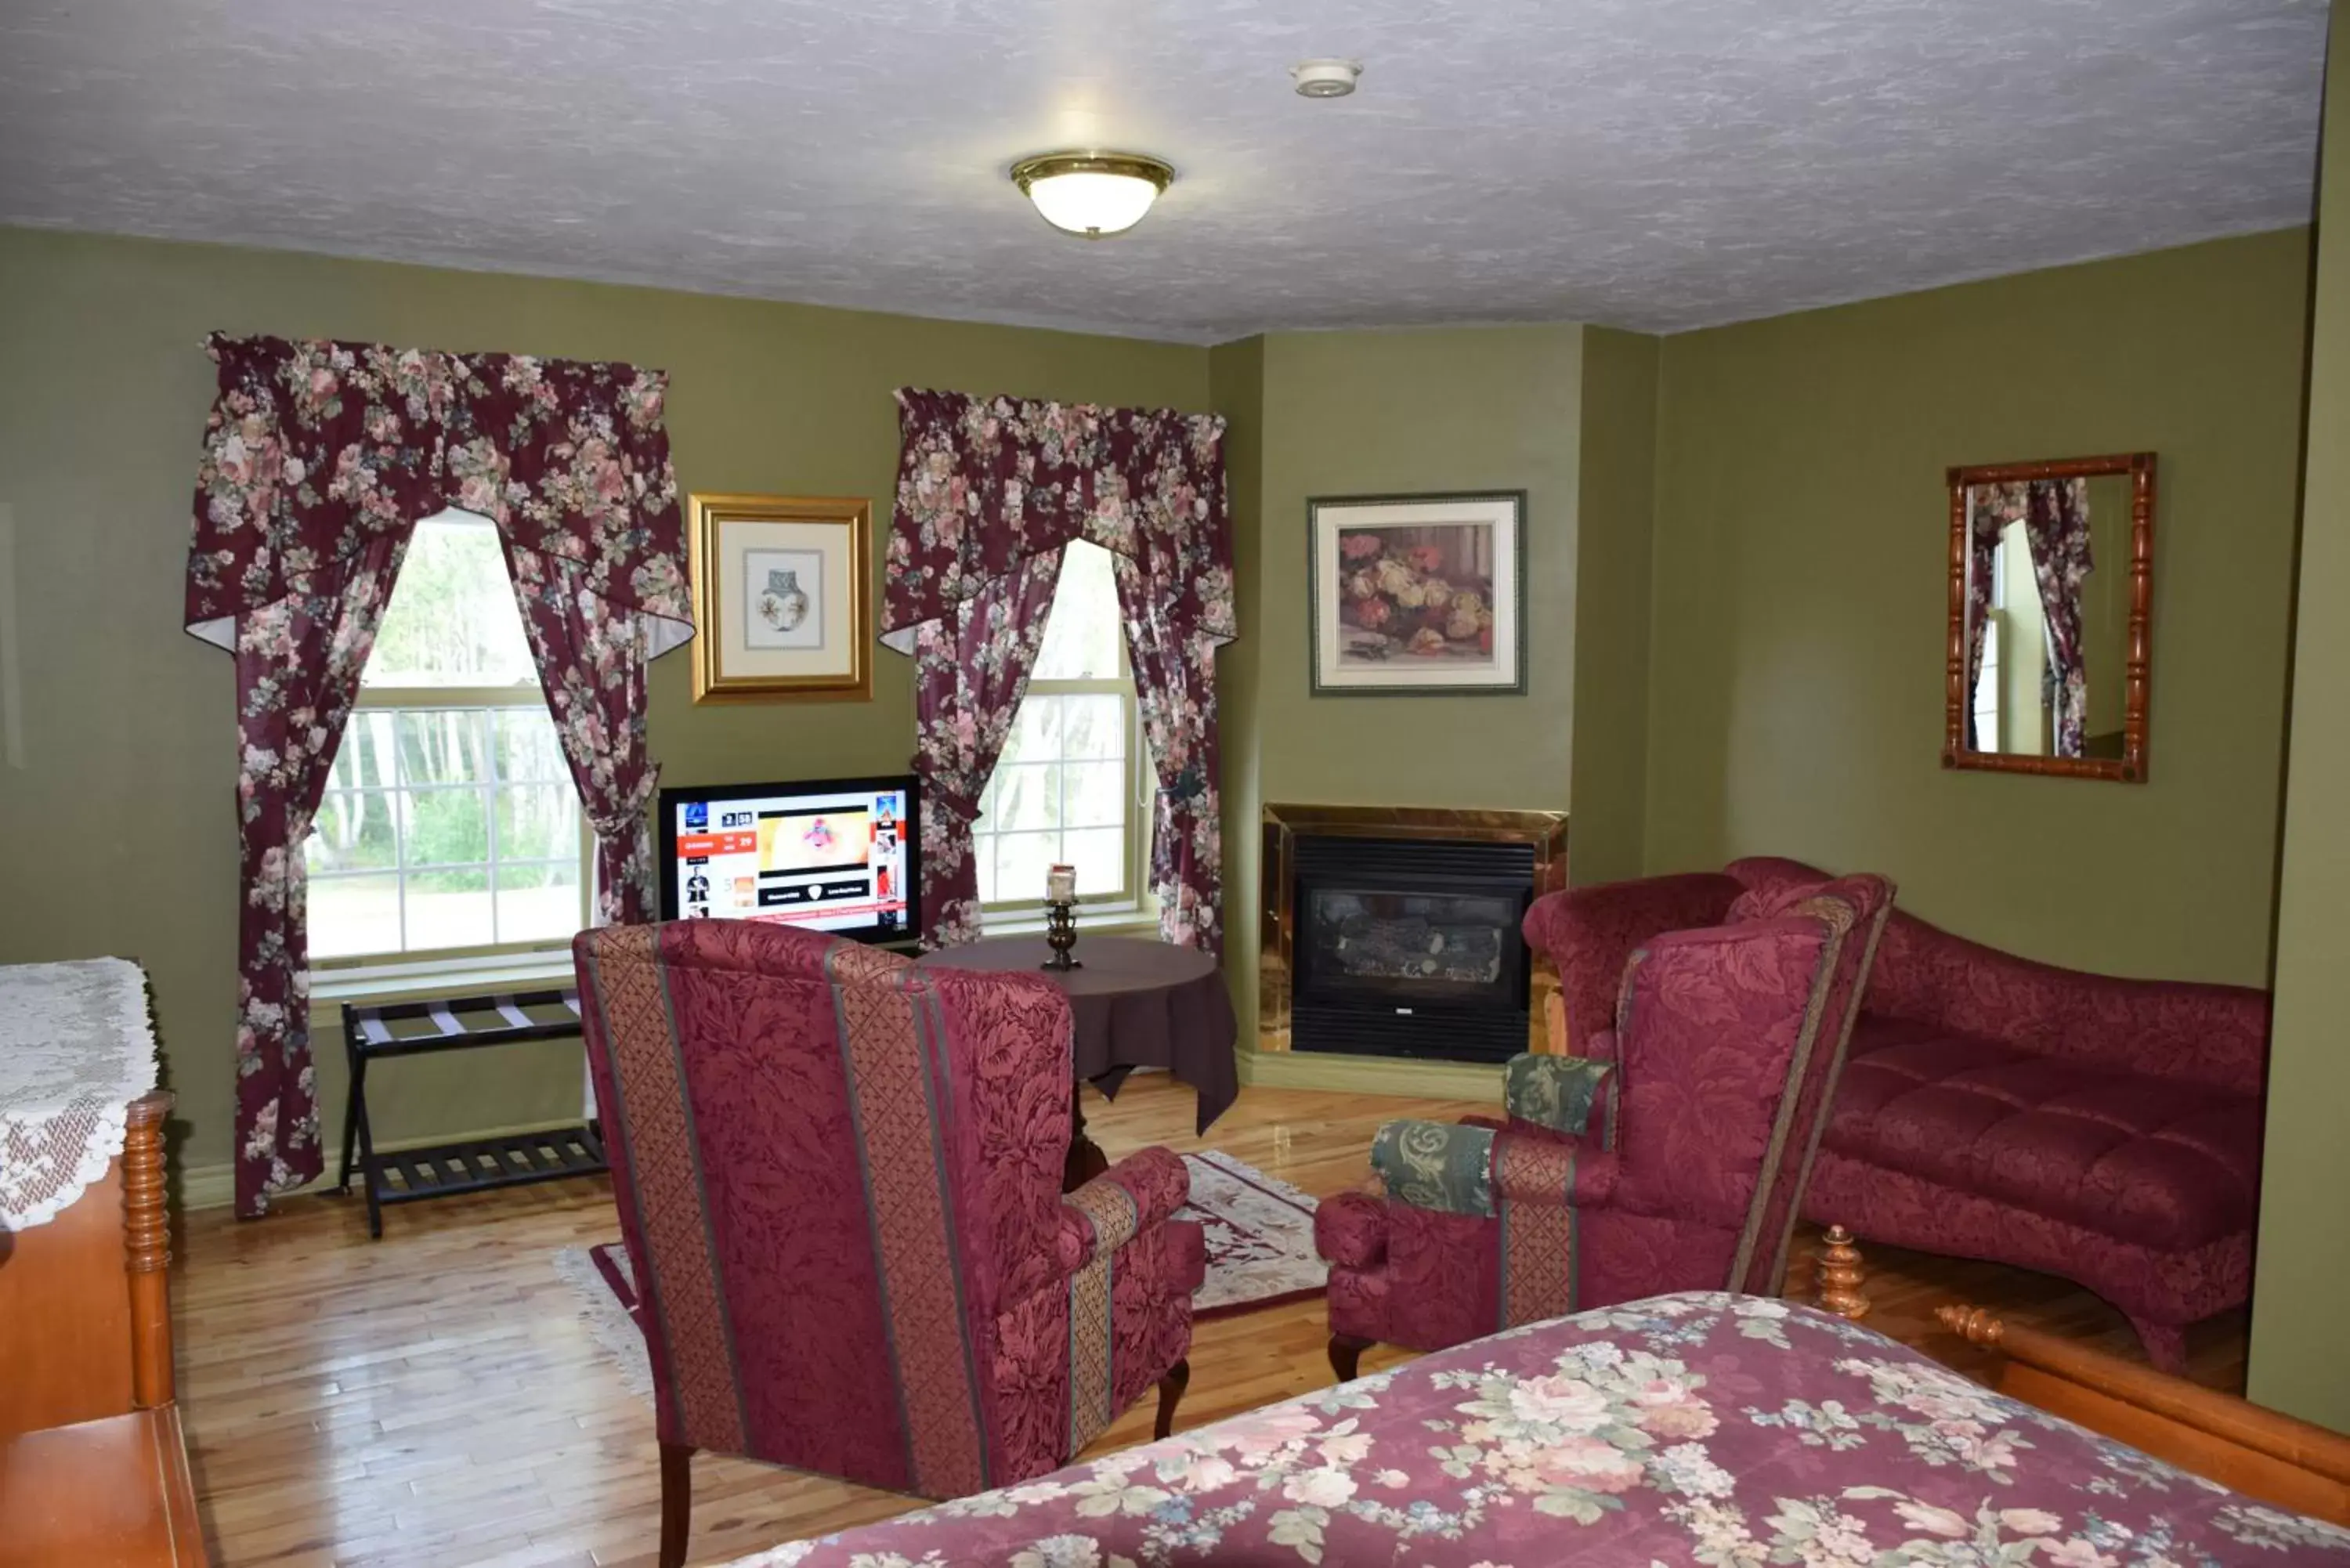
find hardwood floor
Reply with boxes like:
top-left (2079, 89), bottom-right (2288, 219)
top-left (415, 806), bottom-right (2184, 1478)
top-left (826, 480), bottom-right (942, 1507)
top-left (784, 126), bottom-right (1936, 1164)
top-left (171, 1077), bottom-right (2247, 1567)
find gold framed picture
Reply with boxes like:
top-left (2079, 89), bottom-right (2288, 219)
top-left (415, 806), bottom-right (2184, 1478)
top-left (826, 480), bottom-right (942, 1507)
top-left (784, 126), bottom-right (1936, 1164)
top-left (687, 493), bottom-right (873, 703)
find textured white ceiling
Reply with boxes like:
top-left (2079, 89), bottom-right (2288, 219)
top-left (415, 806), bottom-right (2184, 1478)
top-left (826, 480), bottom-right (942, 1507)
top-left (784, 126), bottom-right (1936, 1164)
top-left (0, 0), bottom-right (2326, 341)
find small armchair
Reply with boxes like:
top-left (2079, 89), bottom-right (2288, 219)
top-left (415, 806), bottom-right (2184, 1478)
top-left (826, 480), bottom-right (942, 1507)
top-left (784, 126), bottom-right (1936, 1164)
top-left (1316, 873), bottom-right (1893, 1373)
top-left (575, 920), bottom-right (1206, 1568)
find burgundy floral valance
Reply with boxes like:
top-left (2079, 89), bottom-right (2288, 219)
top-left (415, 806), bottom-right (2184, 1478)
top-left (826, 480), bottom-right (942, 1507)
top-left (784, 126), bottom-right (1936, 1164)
top-left (183, 332), bottom-right (692, 1216)
top-left (884, 388), bottom-right (1236, 953)
top-left (881, 388), bottom-right (1234, 649)
top-left (186, 332), bottom-right (692, 654)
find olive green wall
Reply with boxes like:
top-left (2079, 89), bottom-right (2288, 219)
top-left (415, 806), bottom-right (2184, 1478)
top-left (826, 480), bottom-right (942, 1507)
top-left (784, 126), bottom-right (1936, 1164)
top-left (1568, 327), bottom-right (1661, 887)
top-left (0, 226), bottom-right (1207, 1180)
top-left (1220, 323), bottom-right (1584, 1045)
top-left (2248, 0), bottom-right (2350, 1433)
top-left (1207, 337), bottom-right (1267, 1025)
top-left (1646, 229), bottom-right (2312, 985)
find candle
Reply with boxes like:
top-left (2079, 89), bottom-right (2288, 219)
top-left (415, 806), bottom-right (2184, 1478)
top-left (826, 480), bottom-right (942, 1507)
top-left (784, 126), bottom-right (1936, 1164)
top-left (1047, 864), bottom-right (1076, 905)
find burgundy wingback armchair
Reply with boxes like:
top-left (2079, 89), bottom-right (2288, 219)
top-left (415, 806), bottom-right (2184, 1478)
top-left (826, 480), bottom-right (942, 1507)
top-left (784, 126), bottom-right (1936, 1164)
top-left (575, 920), bottom-right (1206, 1568)
top-left (1727, 856), bottom-right (2270, 1372)
top-left (1314, 873), bottom-right (1892, 1371)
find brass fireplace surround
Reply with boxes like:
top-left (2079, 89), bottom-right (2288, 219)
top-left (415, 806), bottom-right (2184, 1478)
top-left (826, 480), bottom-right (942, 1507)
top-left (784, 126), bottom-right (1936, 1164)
top-left (1259, 804), bottom-right (1569, 1053)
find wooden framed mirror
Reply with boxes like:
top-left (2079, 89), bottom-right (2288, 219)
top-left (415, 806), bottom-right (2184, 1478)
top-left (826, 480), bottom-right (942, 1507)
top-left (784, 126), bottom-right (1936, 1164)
top-left (1943, 452), bottom-right (2155, 782)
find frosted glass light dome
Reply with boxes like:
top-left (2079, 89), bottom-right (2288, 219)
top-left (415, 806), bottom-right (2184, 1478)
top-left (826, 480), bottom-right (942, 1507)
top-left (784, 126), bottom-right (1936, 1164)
top-left (1010, 153), bottom-right (1175, 240)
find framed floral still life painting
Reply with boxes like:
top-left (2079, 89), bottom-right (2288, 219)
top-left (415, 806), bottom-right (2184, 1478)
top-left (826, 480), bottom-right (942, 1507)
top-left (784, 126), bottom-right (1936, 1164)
top-left (688, 493), bottom-right (872, 703)
top-left (1308, 491), bottom-right (1527, 695)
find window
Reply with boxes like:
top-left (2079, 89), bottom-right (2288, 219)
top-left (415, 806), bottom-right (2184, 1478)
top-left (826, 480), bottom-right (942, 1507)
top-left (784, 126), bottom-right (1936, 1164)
top-left (305, 511), bottom-right (591, 962)
top-left (973, 540), bottom-right (1151, 914)
top-left (1972, 615), bottom-right (2001, 750)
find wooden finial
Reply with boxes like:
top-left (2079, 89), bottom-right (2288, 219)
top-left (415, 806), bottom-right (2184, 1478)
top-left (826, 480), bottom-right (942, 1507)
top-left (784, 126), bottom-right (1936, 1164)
top-left (1817, 1223), bottom-right (1871, 1321)
top-left (1936, 1302), bottom-right (2005, 1349)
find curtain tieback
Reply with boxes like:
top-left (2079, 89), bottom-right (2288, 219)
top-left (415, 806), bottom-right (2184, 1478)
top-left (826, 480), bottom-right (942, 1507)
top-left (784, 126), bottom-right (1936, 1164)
top-left (913, 761), bottom-right (985, 823)
top-left (1158, 764), bottom-right (1209, 804)
top-left (586, 773), bottom-right (662, 843)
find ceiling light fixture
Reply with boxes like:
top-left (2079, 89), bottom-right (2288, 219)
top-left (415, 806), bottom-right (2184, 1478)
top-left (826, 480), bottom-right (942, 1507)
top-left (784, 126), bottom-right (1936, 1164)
top-left (1290, 60), bottom-right (1362, 98)
top-left (1010, 151), bottom-right (1176, 239)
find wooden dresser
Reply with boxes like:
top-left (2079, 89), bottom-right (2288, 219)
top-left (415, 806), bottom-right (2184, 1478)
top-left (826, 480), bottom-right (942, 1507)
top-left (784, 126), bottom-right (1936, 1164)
top-left (0, 1089), bottom-right (206, 1566)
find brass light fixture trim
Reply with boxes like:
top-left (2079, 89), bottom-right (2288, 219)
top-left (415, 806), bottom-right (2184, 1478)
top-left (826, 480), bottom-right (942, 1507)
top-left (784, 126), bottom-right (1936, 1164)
top-left (1009, 150), bottom-right (1177, 239)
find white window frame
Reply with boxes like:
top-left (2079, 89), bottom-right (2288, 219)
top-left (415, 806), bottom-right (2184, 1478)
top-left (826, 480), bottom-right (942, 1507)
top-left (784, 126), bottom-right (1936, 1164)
top-left (973, 549), bottom-right (1155, 923)
top-left (307, 522), bottom-right (594, 974)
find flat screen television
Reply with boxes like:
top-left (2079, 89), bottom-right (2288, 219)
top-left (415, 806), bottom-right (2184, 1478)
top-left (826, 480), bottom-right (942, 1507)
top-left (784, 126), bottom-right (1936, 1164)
top-left (656, 774), bottom-right (920, 944)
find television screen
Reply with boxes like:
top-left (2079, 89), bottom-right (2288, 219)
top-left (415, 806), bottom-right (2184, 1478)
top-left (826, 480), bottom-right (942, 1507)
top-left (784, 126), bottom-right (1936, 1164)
top-left (656, 774), bottom-right (919, 943)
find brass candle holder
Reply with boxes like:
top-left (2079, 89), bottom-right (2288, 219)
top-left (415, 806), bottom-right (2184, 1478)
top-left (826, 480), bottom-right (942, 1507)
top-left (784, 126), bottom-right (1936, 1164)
top-left (1041, 899), bottom-right (1083, 971)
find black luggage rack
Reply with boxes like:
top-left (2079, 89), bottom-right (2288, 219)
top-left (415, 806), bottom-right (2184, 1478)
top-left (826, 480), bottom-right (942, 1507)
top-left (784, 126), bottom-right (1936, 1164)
top-left (334, 986), bottom-right (606, 1237)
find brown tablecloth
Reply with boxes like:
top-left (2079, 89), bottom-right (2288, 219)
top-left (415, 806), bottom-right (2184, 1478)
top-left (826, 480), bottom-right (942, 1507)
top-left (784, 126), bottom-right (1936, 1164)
top-left (918, 935), bottom-right (1239, 1134)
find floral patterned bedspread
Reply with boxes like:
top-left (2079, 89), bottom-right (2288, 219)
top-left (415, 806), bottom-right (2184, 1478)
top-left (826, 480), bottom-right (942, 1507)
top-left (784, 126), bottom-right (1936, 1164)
top-left (732, 1292), bottom-right (2350, 1567)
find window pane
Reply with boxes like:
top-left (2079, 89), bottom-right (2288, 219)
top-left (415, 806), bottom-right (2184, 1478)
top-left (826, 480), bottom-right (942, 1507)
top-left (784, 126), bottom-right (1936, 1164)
top-left (985, 763), bottom-right (1060, 832)
top-left (975, 840), bottom-right (997, 905)
top-left (396, 709), bottom-right (490, 786)
top-left (1064, 761), bottom-right (1125, 829)
top-left (1064, 828), bottom-right (1126, 895)
top-left (365, 514), bottom-right (539, 688)
top-left (403, 868), bottom-right (495, 949)
top-left (401, 789), bottom-right (490, 865)
top-left (496, 785), bottom-right (579, 862)
top-left (1033, 540), bottom-right (1125, 680)
top-left (309, 876), bottom-right (403, 959)
top-left (494, 706), bottom-right (569, 782)
top-left (329, 710), bottom-right (398, 791)
top-left (308, 793), bottom-right (398, 874)
top-left (1061, 695), bottom-right (1125, 761)
top-left (992, 832), bottom-right (1060, 908)
top-left (999, 695), bottom-right (1061, 766)
top-left (496, 862), bottom-right (583, 944)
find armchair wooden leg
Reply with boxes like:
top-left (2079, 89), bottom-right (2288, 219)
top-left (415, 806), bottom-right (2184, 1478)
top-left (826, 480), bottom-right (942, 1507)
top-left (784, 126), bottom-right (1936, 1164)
top-left (659, 1440), bottom-right (695, 1568)
top-left (1328, 1333), bottom-right (1373, 1384)
top-left (1817, 1224), bottom-right (1871, 1321)
top-left (1154, 1358), bottom-right (1190, 1440)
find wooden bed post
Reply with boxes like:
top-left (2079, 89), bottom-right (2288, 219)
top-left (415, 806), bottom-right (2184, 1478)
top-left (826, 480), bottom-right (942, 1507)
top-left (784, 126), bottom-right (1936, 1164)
top-left (1816, 1223), bottom-right (1870, 1320)
top-left (124, 1091), bottom-right (175, 1411)
top-left (1940, 1303), bottom-right (2350, 1525)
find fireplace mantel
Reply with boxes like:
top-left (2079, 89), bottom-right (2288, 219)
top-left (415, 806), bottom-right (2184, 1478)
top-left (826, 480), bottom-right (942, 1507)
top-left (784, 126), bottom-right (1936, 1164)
top-left (1259, 804), bottom-right (1568, 1057)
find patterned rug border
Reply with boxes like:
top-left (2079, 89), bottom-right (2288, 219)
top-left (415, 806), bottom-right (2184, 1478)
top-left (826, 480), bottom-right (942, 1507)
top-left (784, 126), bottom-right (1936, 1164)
top-left (1180, 1150), bottom-right (1329, 1322)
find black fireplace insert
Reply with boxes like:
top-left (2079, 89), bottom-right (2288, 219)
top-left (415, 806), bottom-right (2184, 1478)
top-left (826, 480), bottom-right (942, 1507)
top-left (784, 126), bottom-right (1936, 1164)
top-left (1290, 833), bottom-right (1535, 1063)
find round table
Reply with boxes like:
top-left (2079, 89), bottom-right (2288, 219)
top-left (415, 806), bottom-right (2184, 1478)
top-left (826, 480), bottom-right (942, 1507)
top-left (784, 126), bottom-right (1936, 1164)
top-left (918, 934), bottom-right (1239, 1190)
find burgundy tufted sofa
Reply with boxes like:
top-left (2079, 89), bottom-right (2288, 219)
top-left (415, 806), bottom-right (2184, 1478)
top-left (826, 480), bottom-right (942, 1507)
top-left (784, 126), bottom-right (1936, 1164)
top-left (1534, 858), bottom-right (2270, 1373)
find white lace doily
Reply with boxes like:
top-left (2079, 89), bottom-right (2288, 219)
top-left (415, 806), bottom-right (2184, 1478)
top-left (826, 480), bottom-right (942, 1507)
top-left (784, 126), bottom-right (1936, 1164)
top-left (1, 958), bottom-right (158, 1231)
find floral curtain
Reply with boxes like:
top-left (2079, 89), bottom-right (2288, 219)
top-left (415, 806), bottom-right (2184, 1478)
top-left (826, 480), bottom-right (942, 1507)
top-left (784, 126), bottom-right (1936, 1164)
top-left (907, 552), bottom-right (1064, 945)
top-left (2025, 480), bottom-right (2094, 757)
top-left (1964, 478), bottom-right (2092, 755)
top-left (884, 388), bottom-right (1235, 952)
top-left (186, 333), bottom-right (692, 1216)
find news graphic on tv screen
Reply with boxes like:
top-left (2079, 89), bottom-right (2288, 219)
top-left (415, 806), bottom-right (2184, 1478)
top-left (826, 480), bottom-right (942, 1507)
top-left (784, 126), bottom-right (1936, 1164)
top-left (670, 782), bottom-right (910, 937)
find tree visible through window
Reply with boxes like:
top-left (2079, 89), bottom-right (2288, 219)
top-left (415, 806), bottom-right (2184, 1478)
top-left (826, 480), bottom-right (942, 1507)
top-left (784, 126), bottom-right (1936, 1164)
top-left (306, 511), bottom-right (591, 961)
top-left (974, 540), bottom-right (1150, 914)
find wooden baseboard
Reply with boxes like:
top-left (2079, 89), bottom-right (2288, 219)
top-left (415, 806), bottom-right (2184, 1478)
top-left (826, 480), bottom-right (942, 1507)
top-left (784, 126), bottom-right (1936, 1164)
top-left (172, 1116), bottom-right (598, 1212)
top-left (1238, 1047), bottom-right (1504, 1101)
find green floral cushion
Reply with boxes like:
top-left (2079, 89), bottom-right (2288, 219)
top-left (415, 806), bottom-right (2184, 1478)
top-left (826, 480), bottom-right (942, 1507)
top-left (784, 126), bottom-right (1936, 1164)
top-left (1504, 1053), bottom-right (1618, 1147)
top-left (1369, 1120), bottom-right (1495, 1216)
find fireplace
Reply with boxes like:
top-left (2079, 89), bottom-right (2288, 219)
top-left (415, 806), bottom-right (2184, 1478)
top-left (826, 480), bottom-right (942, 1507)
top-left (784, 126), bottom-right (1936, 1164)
top-left (1261, 804), bottom-right (1567, 1064)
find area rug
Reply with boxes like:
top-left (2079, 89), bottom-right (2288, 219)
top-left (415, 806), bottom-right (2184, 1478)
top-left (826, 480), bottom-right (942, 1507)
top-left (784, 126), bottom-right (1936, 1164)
top-left (555, 1151), bottom-right (1326, 1395)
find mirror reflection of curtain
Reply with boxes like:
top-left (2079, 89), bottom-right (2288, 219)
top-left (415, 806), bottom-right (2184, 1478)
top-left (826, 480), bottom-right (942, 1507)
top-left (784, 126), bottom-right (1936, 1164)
top-left (1965, 479), bottom-right (2092, 755)
top-left (2023, 480), bottom-right (2093, 756)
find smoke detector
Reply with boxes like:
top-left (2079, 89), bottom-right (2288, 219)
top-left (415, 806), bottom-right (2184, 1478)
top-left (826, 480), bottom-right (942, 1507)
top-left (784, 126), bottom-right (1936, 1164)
top-left (1290, 60), bottom-right (1362, 99)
